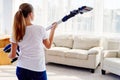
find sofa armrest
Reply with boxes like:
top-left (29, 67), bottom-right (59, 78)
top-left (101, 50), bottom-right (119, 68)
top-left (88, 47), bottom-right (103, 55)
top-left (102, 50), bottom-right (119, 58)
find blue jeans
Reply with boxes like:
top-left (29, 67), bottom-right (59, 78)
top-left (16, 67), bottom-right (47, 80)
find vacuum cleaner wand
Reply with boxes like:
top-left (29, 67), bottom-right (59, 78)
top-left (46, 6), bottom-right (93, 31)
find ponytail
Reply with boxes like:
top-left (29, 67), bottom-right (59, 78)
top-left (12, 3), bottom-right (33, 42)
top-left (13, 10), bottom-right (26, 42)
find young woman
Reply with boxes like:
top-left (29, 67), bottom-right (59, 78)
top-left (8, 3), bottom-right (57, 80)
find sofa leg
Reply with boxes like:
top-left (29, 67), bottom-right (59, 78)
top-left (90, 69), bottom-right (95, 73)
top-left (101, 69), bottom-right (106, 75)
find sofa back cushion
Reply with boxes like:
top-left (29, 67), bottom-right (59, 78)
top-left (103, 38), bottom-right (120, 50)
top-left (73, 35), bottom-right (100, 50)
top-left (53, 35), bottom-right (73, 48)
top-left (108, 41), bottom-right (120, 50)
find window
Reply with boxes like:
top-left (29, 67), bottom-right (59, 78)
top-left (12, 0), bottom-right (94, 35)
top-left (70, 0), bottom-right (94, 34)
top-left (1, 0), bottom-right (120, 36)
top-left (47, 0), bottom-right (70, 34)
top-left (47, 0), bottom-right (94, 35)
top-left (104, 0), bottom-right (120, 34)
top-left (0, 0), bottom-right (12, 34)
top-left (0, 0), bottom-right (3, 34)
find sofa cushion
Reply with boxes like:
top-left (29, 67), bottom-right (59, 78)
top-left (103, 38), bottom-right (120, 50)
top-left (65, 49), bottom-right (88, 60)
top-left (53, 35), bottom-right (73, 48)
top-left (107, 41), bottom-right (119, 50)
top-left (103, 58), bottom-right (120, 68)
top-left (103, 50), bottom-right (118, 58)
top-left (73, 36), bottom-right (100, 50)
top-left (46, 47), bottom-right (70, 57)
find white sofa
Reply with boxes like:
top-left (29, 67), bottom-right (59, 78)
top-left (45, 35), bottom-right (102, 73)
top-left (101, 50), bottom-right (120, 76)
top-left (101, 37), bottom-right (120, 75)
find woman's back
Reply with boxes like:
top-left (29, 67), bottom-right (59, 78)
top-left (17, 25), bottom-right (47, 71)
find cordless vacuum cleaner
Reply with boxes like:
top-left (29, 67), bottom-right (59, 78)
top-left (46, 6), bottom-right (93, 31)
top-left (3, 6), bottom-right (93, 63)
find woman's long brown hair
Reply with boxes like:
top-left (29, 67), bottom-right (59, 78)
top-left (12, 3), bottom-right (33, 42)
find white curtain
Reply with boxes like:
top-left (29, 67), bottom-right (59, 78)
top-left (103, 0), bottom-right (120, 36)
top-left (46, 0), bottom-right (94, 35)
top-left (0, 0), bottom-right (12, 34)
top-left (1, 0), bottom-right (120, 36)
top-left (0, 0), bottom-right (3, 34)
top-left (11, 0), bottom-right (94, 35)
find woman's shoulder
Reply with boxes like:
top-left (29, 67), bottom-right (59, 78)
top-left (31, 24), bottom-right (45, 30)
top-left (31, 24), bottom-right (42, 28)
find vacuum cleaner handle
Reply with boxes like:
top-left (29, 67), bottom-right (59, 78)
top-left (46, 20), bottom-right (62, 31)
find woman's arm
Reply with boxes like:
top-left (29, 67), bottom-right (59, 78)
top-left (8, 43), bottom-right (17, 59)
top-left (43, 22), bottom-right (57, 49)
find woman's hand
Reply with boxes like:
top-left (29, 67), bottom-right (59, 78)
top-left (51, 22), bottom-right (58, 31)
top-left (43, 22), bottom-right (58, 49)
top-left (8, 43), bottom-right (17, 59)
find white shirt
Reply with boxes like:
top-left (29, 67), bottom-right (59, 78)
top-left (10, 25), bottom-right (48, 72)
